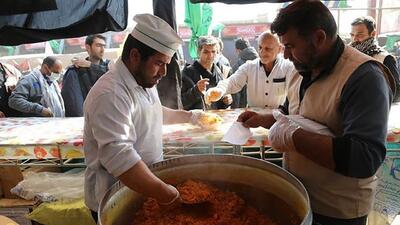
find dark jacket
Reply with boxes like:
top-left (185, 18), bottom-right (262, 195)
top-left (181, 61), bottom-right (230, 110)
top-left (157, 55), bottom-right (183, 109)
top-left (231, 46), bottom-right (258, 108)
top-left (61, 59), bottom-right (109, 117)
top-left (382, 55), bottom-right (400, 102)
top-left (232, 47), bottom-right (258, 72)
top-left (0, 64), bottom-right (21, 117)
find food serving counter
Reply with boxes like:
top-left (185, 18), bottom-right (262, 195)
top-left (0, 108), bottom-right (273, 166)
top-left (0, 106), bottom-right (399, 166)
top-left (0, 105), bottom-right (398, 224)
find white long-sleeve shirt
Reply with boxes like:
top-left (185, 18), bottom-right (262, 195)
top-left (217, 56), bottom-right (296, 108)
top-left (83, 58), bottom-right (163, 211)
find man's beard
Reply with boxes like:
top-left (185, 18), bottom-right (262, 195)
top-left (292, 43), bottom-right (319, 73)
top-left (91, 54), bottom-right (103, 61)
top-left (136, 64), bottom-right (162, 88)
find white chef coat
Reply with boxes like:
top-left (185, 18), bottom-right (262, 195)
top-left (217, 56), bottom-right (296, 108)
top-left (83, 58), bottom-right (163, 212)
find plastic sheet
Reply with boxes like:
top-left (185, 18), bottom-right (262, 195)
top-left (11, 170), bottom-right (84, 202)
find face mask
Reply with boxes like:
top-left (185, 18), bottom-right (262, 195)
top-left (49, 72), bottom-right (61, 82)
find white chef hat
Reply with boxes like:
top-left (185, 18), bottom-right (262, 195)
top-left (131, 13), bottom-right (183, 57)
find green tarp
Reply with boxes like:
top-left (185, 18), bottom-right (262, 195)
top-left (184, 0), bottom-right (213, 59)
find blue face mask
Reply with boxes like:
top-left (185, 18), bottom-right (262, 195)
top-left (49, 72), bottom-right (61, 82)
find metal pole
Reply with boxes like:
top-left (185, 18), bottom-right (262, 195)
top-left (377, 0), bottom-right (383, 35)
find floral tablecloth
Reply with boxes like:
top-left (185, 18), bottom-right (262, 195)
top-left (0, 104), bottom-right (399, 160)
top-left (0, 117), bottom-right (84, 160)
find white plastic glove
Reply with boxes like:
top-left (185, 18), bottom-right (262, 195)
top-left (204, 87), bottom-right (224, 105)
top-left (268, 110), bottom-right (300, 152)
top-left (189, 110), bottom-right (205, 125)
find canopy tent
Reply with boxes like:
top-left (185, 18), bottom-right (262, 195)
top-left (0, 0), bottom-right (128, 46)
top-left (0, 0), bottom-right (57, 15)
top-left (0, 0), bottom-right (299, 46)
top-left (190, 0), bottom-right (290, 3)
top-left (0, 0), bottom-right (351, 46)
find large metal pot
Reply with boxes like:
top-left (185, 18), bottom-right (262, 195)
top-left (99, 154), bottom-right (312, 225)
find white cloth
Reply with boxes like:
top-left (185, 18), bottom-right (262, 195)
top-left (1, 63), bottom-right (21, 87)
top-left (217, 56), bottom-right (296, 108)
top-left (131, 13), bottom-right (182, 57)
top-left (83, 58), bottom-right (163, 211)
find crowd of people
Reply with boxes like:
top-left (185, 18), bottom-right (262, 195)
top-left (0, 1), bottom-right (399, 225)
top-left (1, 12), bottom-right (399, 118)
top-left (0, 34), bottom-right (112, 118)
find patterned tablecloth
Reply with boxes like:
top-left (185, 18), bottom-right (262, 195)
top-left (0, 105), bottom-right (399, 160)
top-left (0, 117), bottom-right (84, 160)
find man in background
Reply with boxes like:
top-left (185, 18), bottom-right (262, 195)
top-left (181, 35), bottom-right (232, 110)
top-left (61, 34), bottom-right (111, 117)
top-left (0, 62), bottom-right (22, 117)
top-left (206, 32), bottom-right (295, 109)
top-left (215, 37), bottom-right (231, 77)
top-left (9, 56), bottom-right (64, 117)
top-left (350, 16), bottom-right (400, 102)
top-left (230, 37), bottom-right (258, 108)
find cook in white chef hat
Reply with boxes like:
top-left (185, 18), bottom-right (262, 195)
top-left (130, 13), bottom-right (183, 57)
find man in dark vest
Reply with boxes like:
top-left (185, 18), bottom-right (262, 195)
top-left (238, 1), bottom-right (395, 224)
top-left (61, 34), bottom-right (111, 117)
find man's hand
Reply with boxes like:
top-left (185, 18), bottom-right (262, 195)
top-left (196, 78), bottom-right (209, 93)
top-left (71, 58), bottom-right (91, 68)
top-left (205, 87), bottom-right (223, 104)
top-left (237, 110), bottom-right (275, 128)
top-left (222, 94), bottom-right (232, 105)
top-left (158, 184), bottom-right (181, 212)
top-left (41, 108), bottom-right (54, 117)
top-left (158, 184), bottom-right (181, 206)
top-left (0, 111), bottom-right (5, 118)
top-left (268, 111), bottom-right (300, 152)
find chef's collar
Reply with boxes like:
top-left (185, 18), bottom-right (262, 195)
top-left (117, 58), bottom-right (139, 89)
top-left (259, 58), bottom-right (277, 77)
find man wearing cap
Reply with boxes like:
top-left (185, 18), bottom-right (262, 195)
top-left (83, 14), bottom-right (204, 221)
